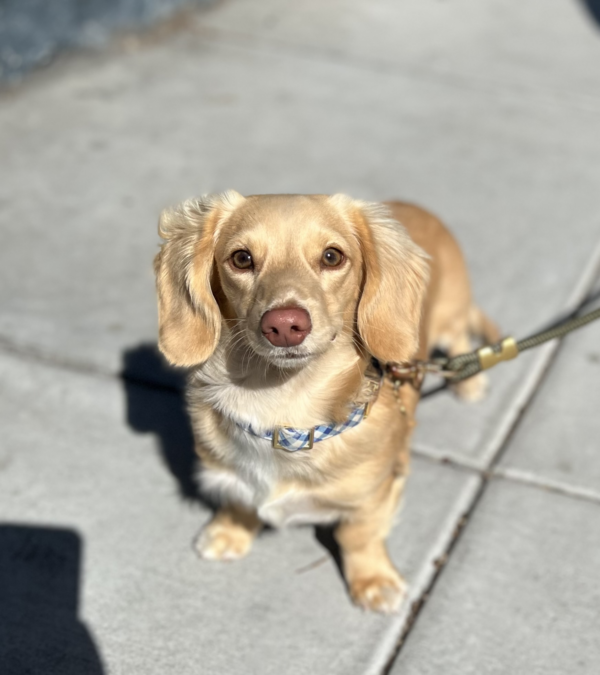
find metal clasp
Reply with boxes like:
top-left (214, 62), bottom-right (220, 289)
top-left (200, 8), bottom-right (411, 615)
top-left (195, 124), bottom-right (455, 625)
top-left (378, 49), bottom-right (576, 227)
top-left (385, 361), bottom-right (430, 390)
top-left (272, 426), bottom-right (315, 450)
top-left (477, 337), bottom-right (519, 371)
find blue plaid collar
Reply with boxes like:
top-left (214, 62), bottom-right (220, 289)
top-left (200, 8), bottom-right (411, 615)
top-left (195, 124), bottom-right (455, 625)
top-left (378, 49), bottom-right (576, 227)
top-left (236, 360), bottom-right (383, 452)
top-left (237, 402), bottom-right (372, 452)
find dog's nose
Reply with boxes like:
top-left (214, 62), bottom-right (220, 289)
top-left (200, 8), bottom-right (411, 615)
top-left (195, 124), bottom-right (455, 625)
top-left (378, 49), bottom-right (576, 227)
top-left (261, 307), bottom-right (312, 347)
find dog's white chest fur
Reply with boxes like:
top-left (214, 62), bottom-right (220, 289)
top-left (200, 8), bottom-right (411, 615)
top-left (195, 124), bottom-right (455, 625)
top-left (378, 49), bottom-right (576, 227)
top-left (191, 342), bottom-right (361, 526)
top-left (258, 492), bottom-right (342, 527)
top-left (200, 465), bottom-right (341, 527)
top-left (198, 419), bottom-right (345, 527)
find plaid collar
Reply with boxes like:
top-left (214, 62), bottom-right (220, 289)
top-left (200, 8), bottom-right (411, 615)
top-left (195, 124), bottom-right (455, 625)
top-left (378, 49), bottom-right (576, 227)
top-left (235, 360), bottom-right (383, 452)
top-left (238, 402), bottom-right (372, 452)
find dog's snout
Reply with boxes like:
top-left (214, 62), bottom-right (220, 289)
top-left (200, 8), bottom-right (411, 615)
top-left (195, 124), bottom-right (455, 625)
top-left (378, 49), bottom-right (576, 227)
top-left (261, 307), bottom-right (312, 347)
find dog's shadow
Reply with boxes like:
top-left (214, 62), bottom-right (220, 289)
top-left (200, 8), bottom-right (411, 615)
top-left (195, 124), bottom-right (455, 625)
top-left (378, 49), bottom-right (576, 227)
top-left (120, 344), bottom-right (210, 506)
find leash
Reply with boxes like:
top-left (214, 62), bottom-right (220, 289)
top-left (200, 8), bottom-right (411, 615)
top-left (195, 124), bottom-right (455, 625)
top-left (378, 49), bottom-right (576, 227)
top-left (385, 299), bottom-right (600, 390)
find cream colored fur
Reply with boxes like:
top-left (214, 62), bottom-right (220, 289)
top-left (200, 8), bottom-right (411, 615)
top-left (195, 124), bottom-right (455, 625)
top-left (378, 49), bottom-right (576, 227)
top-left (154, 192), bottom-right (498, 613)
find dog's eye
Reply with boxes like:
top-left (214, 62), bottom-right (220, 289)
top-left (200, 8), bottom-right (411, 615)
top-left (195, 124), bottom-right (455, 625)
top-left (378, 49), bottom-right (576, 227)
top-left (231, 250), bottom-right (253, 270)
top-left (321, 248), bottom-right (344, 268)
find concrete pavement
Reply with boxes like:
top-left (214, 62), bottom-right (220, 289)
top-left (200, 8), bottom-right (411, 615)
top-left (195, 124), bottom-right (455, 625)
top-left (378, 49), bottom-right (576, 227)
top-left (1, 1), bottom-right (599, 673)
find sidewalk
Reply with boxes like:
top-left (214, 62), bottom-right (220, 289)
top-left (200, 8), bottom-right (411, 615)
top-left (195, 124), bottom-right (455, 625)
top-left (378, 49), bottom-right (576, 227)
top-left (1, 1), bottom-right (599, 673)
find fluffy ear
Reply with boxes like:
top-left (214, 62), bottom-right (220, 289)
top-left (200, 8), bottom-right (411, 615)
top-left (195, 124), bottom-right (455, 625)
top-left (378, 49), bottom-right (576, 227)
top-left (154, 190), bottom-right (245, 367)
top-left (332, 195), bottom-right (430, 363)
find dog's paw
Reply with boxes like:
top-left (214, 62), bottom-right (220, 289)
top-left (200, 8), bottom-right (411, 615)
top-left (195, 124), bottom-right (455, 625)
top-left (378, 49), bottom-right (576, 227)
top-left (452, 372), bottom-right (488, 402)
top-left (349, 572), bottom-right (407, 614)
top-left (194, 522), bottom-right (254, 561)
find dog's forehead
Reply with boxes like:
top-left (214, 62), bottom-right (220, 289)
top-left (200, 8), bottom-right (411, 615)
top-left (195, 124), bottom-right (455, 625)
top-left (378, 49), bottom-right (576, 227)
top-left (226, 194), bottom-right (349, 237)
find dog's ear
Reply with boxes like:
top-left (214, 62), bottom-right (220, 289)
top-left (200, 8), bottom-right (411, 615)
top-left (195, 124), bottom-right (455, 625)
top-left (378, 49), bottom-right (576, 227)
top-left (154, 190), bottom-right (245, 367)
top-left (331, 195), bottom-right (430, 363)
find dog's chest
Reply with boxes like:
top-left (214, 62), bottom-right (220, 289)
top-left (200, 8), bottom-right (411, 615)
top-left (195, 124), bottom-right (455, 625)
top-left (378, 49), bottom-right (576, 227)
top-left (258, 491), bottom-right (342, 527)
top-left (192, 354), bottom-right (362, 527)
top-left (200, 429), bottom-right (342, 527)
top-left (200, 462), bottom-right (341, 527)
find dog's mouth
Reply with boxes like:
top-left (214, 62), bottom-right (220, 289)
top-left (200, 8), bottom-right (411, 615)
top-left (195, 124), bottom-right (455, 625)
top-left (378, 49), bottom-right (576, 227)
top-left (263, 347), bottom-right (314, 368)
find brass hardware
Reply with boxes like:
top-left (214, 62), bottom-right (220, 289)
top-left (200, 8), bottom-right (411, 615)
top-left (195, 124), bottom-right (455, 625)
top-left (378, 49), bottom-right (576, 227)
top-left (364, 380), bottom-right (379, 397)
top-left (478, 337), bottom-right (519, 371)
top-left (391, 380), bottom-right (407, 416)
top-left (386, 362), bottom-right (427, 391)
top-left (273, 426), bottom-right (315, 450)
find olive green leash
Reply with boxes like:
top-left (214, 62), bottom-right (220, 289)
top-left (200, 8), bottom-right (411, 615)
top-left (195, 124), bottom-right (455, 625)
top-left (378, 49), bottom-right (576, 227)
top-left (385, 301), bottom-right (600, 389)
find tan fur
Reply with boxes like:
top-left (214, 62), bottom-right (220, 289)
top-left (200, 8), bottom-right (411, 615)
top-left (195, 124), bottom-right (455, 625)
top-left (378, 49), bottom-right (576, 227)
top-left (154, 193), bottom-right (497, 612)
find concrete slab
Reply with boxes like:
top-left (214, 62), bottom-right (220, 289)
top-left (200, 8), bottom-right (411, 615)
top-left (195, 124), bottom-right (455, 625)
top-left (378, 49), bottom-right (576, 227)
top-left (198, 0), bottom-right (600, 106)
top-left (497, 277), bottom-right (600, 498)
top-left (2, 10), bottom-right (600, 465)
top-left (0, 352), bottom-right (481, 675)
top-left (390, 478), bottom-right (600, 675)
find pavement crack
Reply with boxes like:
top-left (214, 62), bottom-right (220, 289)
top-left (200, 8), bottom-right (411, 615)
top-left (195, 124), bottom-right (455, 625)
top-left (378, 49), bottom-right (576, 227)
top-left (0, 336), bottom-right (182, 395)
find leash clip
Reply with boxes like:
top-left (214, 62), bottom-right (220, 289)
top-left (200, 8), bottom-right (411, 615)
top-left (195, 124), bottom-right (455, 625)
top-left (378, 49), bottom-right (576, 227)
top-left (385, 361), bottom-right (428, 391)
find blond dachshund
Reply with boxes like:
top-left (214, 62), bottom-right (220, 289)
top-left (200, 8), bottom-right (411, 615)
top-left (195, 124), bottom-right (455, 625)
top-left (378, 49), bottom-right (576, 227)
top-left (154, 192), bottom-right (498, 612)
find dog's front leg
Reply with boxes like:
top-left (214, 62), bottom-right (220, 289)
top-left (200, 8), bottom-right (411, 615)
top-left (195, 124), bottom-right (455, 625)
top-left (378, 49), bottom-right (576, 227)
top-left (195, 504), bottom-right (262, 561)
top-left (335, 475), bottom-right (407, 613)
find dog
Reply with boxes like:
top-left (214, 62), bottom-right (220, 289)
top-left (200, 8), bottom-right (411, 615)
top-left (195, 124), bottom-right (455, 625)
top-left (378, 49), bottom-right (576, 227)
top-left (153, 192), bottom-right (498, 613)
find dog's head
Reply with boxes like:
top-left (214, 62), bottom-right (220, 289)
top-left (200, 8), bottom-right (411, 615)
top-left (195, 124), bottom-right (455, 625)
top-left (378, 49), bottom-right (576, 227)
top-left (154, 192), bottom-right (429, 370)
